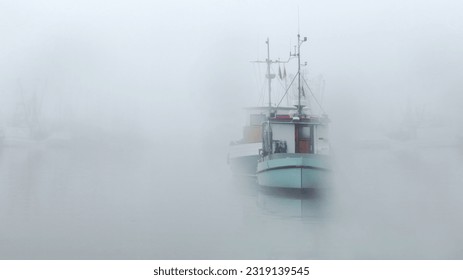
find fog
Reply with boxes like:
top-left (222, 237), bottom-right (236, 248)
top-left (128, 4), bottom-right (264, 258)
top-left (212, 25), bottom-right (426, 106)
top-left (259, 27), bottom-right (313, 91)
top-left (1, 0), bottom-right (463, 259)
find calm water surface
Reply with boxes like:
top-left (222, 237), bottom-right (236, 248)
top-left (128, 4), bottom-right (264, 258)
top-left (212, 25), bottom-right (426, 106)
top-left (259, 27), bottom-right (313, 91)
top-left (1, 128), bottom-right (462, 259)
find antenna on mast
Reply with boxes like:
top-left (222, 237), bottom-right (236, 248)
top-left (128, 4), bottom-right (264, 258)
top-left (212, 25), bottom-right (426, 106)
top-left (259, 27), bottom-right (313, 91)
top-left (290, 33), bottom-right (307, 116)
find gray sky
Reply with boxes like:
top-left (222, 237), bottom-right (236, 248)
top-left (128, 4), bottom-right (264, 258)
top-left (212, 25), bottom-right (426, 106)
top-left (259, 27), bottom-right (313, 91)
top-left (1, 0), bottom-right (463, 137)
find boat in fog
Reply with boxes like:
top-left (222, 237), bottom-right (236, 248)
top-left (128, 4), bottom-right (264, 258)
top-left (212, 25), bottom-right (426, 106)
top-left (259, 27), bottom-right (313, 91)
top-left (228, 106), bottom-right (296, 176)
top-left (228, 37), bottom-right (294, 177)
top-left (256, 34), bottom-right (331, 189)
top-left (257, 110), bottom-right (330, 188)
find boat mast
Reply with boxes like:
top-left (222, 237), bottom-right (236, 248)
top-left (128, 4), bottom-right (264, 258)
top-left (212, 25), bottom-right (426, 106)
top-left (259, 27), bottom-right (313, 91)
top-left (296, 34), bottom-right (307, 116)
top-left (266, 38), bottom-right (272, 114)
top-left (252, 39), bottom-right (289, 116)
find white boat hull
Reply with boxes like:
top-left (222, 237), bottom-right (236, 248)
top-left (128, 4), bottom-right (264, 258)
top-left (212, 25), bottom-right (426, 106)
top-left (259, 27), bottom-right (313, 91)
top-left (257, 154), bottom-right (330, 189)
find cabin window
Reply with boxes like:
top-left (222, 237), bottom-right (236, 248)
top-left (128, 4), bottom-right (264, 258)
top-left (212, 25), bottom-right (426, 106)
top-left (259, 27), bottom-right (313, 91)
top-left (299, 126), bottom-right (312, 138)
top-left (296, 125), bottom-right (313, 154)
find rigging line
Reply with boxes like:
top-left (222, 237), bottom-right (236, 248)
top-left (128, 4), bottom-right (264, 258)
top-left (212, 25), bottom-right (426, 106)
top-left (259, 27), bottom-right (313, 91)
top-left (276, 71), bottom-right (298, 109)
top-left (271, 64), bottom-right (288, 92)
top-left (319, 76), bottom-right (325, 107)
top-left (301, 75), bottom-right (326, 115)
top-left (276, 74), bottom-right (287, 91)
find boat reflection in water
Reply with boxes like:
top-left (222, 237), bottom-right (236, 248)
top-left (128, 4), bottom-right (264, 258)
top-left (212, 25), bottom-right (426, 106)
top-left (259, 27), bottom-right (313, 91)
top-left (256, 187), bottom-right (329, 219)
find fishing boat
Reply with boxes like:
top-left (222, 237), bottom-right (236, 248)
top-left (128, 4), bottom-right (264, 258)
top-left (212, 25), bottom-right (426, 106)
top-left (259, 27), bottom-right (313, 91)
top-left (228, 38), bottom-right (293, 177)
top-left (256, 34), bottom-right (331, 189)
top-left (228, 106), bottom-right (296, 176)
